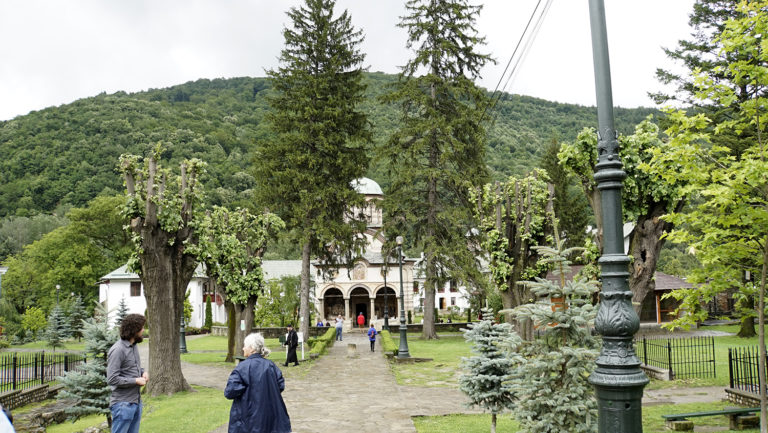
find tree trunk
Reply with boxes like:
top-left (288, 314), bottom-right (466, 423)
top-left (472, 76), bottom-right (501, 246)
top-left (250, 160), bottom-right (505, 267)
top-left (140, 228), bottom-right (193, 395)
top-left (422, 275), bottom-right (438, 340)
top-left (629, 203), bottom-right (678, 316)
top-left (490, 412), bottom-right (496, 433)
top-left (299, 240), bottom-right (311, 339)
top-left (232, 297), bottom-right (258, 359)
top-left (225, 300), bottom-right (235, 363)
top-left (758, 238), bottom-right (768, 433)
top-left (737, 296), bottom-right (757, 338)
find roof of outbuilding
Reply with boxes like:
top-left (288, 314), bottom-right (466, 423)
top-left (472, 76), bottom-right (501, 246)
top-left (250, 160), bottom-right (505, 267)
top-left (351, 177), bottom-right (383, 196)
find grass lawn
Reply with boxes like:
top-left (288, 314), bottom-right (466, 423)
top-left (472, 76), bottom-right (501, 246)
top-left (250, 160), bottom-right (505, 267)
top-left (391, 334), bottom-right (471, 387)
top-left (413, 401), bottom-right (754, 433)
top-left (8, 340), bottom-right (86, 352)
top-left (46, 386), bottom-right (230, 433)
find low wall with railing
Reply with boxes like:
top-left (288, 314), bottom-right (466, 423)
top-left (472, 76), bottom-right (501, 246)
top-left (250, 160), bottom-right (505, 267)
top-left (0, 351), bottom-right (86, 394)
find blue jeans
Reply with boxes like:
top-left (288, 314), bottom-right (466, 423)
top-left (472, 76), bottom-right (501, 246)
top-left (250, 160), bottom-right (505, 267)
top-left (335, 327), bottom-right (342, 341)
top-left (111, 401), bottom-right (142, 433)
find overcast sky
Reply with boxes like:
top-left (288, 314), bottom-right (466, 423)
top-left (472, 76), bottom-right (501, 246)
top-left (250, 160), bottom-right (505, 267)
top-left (0, 1), bottom-right (696, 121)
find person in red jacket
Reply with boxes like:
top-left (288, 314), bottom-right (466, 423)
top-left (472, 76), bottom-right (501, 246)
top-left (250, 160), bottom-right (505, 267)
top-left (357, 312), bottom-right (365, 333)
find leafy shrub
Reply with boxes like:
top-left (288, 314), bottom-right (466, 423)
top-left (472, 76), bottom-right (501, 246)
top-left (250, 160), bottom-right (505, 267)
top-left (0, 337), bottom-right (9, 349)
top-left (379, 330), bottom-right (398, 356)
top-left (309, 327), bottom-right (336, 356)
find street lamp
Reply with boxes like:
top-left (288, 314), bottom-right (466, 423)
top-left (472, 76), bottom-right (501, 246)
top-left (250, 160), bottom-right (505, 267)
top-left (396, 236), bottom-right (410, 358)
top-left (179, 310), bottom-right (188, 354)
top-left (586, 1), bottom-right (647, 431)
top-left (55, 284), bottom-right (60, 307)
top-left (382, 262), bottom-right (390, 331)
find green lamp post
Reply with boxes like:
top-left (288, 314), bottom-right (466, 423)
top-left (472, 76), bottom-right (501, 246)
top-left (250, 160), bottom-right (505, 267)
top-left (396, 236), bottom-right (410, 358)
top-left (586, 1), bottom-right (648, 432)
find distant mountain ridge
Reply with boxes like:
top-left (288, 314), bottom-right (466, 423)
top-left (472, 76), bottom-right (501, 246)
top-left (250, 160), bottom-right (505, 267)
top-left (0, 72), bottom-right (656, 217)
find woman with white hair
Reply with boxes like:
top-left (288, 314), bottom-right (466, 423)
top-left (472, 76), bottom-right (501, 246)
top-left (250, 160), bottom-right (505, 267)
top-left (224, 333), bottom-right (292, 433)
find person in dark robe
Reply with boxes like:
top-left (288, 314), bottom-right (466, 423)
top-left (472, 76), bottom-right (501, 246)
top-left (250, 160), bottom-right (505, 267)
top-left (283, 324), bottom-right (299, 367)
top-left (225, 333), bottom-right (291, 433)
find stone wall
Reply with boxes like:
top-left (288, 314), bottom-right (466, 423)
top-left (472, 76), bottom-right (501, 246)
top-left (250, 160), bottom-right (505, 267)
top-left (726, 388), bottom-right (760, 406)
top-left (0, 384), bottom-right (62, 411)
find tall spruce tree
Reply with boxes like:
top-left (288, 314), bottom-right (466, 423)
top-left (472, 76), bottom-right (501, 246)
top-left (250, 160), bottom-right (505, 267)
top-left (114, 297), bottom-right (128, 329)
top-left (66, 295), bottom-right (88, 341)
top-left (382, 0), bottom-right (492, 339)
top-left (58, 303), bottom-right (117, 425)
top-left (257, 0), bottom-right (371, 338)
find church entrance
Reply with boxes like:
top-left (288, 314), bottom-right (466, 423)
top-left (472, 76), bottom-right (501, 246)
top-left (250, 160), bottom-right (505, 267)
top-left (374, 287), bottom-right (397, 321)
top-left (349, 286), bottom-right (370, 326)
top-left (323, 287), bottom-right (344, 320)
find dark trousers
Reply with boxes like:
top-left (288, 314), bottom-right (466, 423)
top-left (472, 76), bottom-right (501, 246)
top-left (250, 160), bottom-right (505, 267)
top-left (370, 340), bottom-right (375, 352)
top-left (286, 346), bottom-right (298, 366)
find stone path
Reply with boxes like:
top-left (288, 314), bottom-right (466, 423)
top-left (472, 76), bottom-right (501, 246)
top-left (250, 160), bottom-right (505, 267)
top-left (135, 333), bottom-right (734, 433)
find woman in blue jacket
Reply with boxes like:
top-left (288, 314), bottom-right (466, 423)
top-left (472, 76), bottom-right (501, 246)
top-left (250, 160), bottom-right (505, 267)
top-left (225, 333), bottom-right (291, 433)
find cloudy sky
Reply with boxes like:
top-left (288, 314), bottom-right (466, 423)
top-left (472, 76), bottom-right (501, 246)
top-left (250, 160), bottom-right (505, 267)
top-left (0, 1), bottom-right (695, 121)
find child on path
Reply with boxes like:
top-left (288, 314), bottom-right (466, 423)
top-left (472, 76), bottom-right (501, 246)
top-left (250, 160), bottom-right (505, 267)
top-left (367, 324), bottom-right (377, 352)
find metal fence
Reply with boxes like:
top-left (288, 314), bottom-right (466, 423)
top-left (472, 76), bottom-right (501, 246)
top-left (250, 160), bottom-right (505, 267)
top-left (0, 351), bottom-right (86, 393)
top-left (637, 336), bottom-right (716, 380)
top-left (728, 346), bottom-right (767, 393)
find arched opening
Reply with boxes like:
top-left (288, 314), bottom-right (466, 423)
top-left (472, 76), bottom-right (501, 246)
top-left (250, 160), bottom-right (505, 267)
top-left (374, 287), bottom-right (398, 320)
top-left (350, 286), bottom-right (371, 327)
top-left (323, 287), bottom-right (344, 320)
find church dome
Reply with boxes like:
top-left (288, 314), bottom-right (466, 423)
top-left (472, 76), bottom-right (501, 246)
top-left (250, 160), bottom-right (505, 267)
top-left (351, 177), bottom-right (383, 196)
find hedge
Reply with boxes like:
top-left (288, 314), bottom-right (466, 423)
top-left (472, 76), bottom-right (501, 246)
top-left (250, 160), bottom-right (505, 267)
top-left (379, 330), bottom-right (398, 357)
top-left (309, 327), bottom-right (336, 356)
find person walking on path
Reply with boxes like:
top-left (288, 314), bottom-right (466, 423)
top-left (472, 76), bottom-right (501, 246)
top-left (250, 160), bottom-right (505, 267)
top-left (367, 324), bottom-right (377, 352)
top-left (357, 312), bottom-right (365, 333)
top-left (225, 333), bottom-right (291, 433)
top-left (107, 314), bottom-right (147, 433)
top-left (335, 315), bottom-right (344, 341)
top-left (283, 324), bottom-right (299, 367)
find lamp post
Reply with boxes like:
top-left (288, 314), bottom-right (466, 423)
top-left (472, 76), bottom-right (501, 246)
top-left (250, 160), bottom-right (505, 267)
top-left (586, 1), bottom-right (647, 431)
top-left (180, 311), bottom-right (188, 354)
top-left (382, 262), bottom-right (390, 331)
top-left (55, 284), bottom-right (60, 307)
top-left (396, 236), bottom-right (410, 358)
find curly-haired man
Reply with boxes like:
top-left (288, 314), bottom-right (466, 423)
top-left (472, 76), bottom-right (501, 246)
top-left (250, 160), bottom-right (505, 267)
top-left (107, 313), bottom-right (148, 433)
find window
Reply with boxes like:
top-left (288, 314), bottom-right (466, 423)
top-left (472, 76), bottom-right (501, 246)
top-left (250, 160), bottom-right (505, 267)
top-left (130, 281), bottom-right (141, 297)
top-left (412, 281), bottom-right (419, 293)
top-left (451, 297), bottom-right (456, 306)
top-left (449, 280), bottom-right (458, 292)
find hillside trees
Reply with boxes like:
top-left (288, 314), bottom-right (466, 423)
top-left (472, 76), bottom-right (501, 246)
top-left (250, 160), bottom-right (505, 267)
top-left (257, 0), bottom-right (371, 338)
top-left (193, 206), bottom-right (284, 361)
top-left (647, 1), bottom-right (768, 425)
top-left (383, 0), bottom-right (492, 339)
top-left (558, 118), bottom-right (686, 315)
top-left (120, 148), bottom-right (205, 395)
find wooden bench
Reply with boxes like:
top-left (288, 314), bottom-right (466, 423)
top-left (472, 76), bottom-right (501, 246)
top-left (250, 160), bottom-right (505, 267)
top-left (663, 407), bottom-right (760, 431)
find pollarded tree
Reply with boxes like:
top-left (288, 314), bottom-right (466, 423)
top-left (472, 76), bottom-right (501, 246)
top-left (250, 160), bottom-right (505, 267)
top-left (257, 0), bottom-right (370, 339)
top-left (459, 308), bottom-right (518, 433)
top-left (44, 305), bottom-right (71, 351)
top-left (203, 294), bottom-right (213, 331)
top-left (120, 146), bottom-right (206, 395)
top-left (471, 170), bottom-right (554, 337)
top-left (193, 206), bottom-right (284, 361)
top-left (383, 0), bottom-right (492, 339)
top-left (647, 2), bottom-right (768, 426)
top-left (58, 303), bottom-right (117, 426)
top-left (558, 118), bottom-right (686, 315)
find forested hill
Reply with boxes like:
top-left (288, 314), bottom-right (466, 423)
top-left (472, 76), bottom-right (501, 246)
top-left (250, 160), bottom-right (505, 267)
top-left (0, 72), bottom-right (656, 217)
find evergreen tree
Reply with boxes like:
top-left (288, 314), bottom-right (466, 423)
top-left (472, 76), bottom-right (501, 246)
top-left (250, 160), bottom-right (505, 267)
top-left (382, 0), bottom-right (492, 339)
top-left (505, 237), bottom-right (600, 433)
top-left (44, 305), bottom-right (72, 351)
top-left (114, 297), bottom-right (128, 328)
top-left (66, 295), bottom-right (88, 341)
top-left (58, 303), bottom-right (118, 425)
top-left (258, 0), bottom-right (371, 339)
top-left (459, 308), bottom-right (518, 433)
top-left (204, 294), bottom-right (213, 331)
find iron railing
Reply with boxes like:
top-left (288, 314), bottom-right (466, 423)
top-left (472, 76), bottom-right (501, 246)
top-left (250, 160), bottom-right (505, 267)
top-left (637, 336), bottom-right (716, 380)
top-left (0, 351), bottom-right (86, 393)
top-left (728, 346), bottom-right (767, 394)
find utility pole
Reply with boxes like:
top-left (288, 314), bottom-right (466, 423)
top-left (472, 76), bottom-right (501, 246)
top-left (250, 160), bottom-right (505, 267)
top-left (586, 1), bottom-right (648, 432)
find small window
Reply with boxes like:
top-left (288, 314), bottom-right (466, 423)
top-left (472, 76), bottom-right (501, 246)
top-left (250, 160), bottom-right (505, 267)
top-left (449, 280), bottom-right (458, 292)
top-left (130, 281), bottom-right (141, 297)
top-left (451, 297), bottom-right (456, 306)
top-left (412, 281), bottom-right (419, 293)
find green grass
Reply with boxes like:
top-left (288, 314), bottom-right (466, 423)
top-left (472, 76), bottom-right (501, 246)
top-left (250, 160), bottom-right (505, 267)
top-left (391, 334), bottom-right (471, 387)
top-left (413, 402), bottom-right (756, 433)
top-left (47, 386), bottom-right (230, 433)
top-left (181, 336), bottom-right (284, 366)
top-left (8, 340), bottom-right (86, 351)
